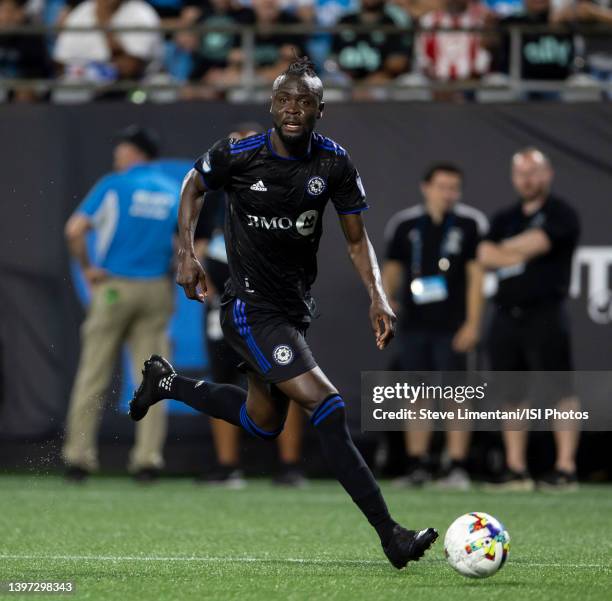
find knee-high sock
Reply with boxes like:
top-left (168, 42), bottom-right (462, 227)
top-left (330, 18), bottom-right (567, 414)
top-left (312, 394), bottom-right (397, 546)
top-left (164, 375), bottom-right (282, 440)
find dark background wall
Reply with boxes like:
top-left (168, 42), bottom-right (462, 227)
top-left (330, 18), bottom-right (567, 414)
top-left (0, 102), bottom-right (610, 473)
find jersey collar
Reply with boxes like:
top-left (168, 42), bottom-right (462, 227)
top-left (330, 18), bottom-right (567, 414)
top-left (266, 128), bottom-right (312, 161)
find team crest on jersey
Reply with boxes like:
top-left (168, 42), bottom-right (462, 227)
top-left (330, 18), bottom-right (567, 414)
top-left (306, 176), bottom-right (326, 196)
top-left (273, 345), bottom-right (294, 366)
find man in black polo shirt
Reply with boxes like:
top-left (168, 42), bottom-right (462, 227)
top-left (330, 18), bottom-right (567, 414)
top-left (478, 147), bottom-right (580, 490)
top-left (383, 163), bottom-right (487, 489)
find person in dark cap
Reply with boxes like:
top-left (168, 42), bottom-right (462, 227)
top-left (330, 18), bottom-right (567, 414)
top-left (114, 125), bottom-right (161, 162)
top-left (62, 125), bottom-right (179, 483)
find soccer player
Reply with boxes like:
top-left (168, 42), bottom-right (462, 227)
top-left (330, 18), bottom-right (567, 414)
top-left (130, 57), bottom-right (438, 567)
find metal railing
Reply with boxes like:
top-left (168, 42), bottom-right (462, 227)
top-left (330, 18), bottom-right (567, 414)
top-left (0, 21), bottom-right (611, 101)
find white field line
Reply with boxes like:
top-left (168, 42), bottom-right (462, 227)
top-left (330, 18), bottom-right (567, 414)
top-left (0, 555), bottom-right (609, 570)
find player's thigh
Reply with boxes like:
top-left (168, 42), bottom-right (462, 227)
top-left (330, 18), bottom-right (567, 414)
top-left (246, 371), bottom-right (290, 430)
top-left (273, 366), bottom-right (338, 415)
top-left (207, 337), bottom-right (246, 388)
top-left (221, 298), bottom-right (317, 384)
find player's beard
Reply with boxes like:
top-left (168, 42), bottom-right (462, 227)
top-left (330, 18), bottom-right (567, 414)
top-left (274, 125), bottom-right (313, 149)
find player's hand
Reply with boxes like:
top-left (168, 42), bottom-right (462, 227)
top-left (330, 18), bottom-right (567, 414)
top-left (84, 266), bottom-right (108, 287)
top-left (370, 295), bottom-right (396, 350)
top-left (452, 321), bottom-right (480, 353)
top-left (176, 250), bottom-right (208, 303)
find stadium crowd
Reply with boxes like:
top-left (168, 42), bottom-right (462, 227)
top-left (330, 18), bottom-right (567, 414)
top-left (1, 0), bottom-right (612, 101)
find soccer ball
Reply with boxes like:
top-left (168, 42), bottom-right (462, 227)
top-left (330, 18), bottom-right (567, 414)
top-left (444, 512), bottom-right (510, 578)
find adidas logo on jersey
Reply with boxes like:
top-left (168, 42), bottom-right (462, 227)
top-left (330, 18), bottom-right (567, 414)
top-left (250, 180), bottom-right (267, 192)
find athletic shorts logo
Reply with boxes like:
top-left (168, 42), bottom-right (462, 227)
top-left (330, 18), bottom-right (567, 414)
top-left (296, 210), bottom-right (319, 237)
top-left (306, 176), bottom-right (326, 196)
top-left (273, 345), bottom-right (294, 366)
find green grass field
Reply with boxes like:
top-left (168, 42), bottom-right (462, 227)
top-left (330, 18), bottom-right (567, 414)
top-left (0, 475), bottom-right (610, 600)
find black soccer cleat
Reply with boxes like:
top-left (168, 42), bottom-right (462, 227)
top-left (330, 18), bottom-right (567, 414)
top-left (129, 355), bottom-right (175, 422)
top-left (382, 525), bottom-right (439, 569)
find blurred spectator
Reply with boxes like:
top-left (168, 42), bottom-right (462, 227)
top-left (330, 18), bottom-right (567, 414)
top-left (315, 0), bottom-right (356, 25)
top-left (63, 126), bottom-right (178, 483)
top-left (57, 0), bottom-right (185, 22)
top-left (307, 0), bottom-right (355, 70)
top-left (393, 0), bottom-right (441, 19)
top-left (24, 0), bottom-right (44, 20)
top-left (553, 0), bottom-right (612, 24)
top-left (382, 163), bottom-right (487, 490)
top-left (330, 0), bottom-right (411, 83)
top-left (53, 0), bottom-right (163, 84)
top-left (386, 0), bottom-right (415, 23)
top-left (244, 0), bottom-right (306, 81)
top-left (477, 148), bottom-right (581, 491)
top-left (0, 0), bottom-right (49, 101)
top-left (552, 0), bottom-right (612, 87)
top-left (417, 0), bottom-right (492, 83)
top-left (145, 0), bottom-right (184, 20)
top-left (185, 0), bottom-right (305, 95)
top-left (280, 0), bottom-right (315, 22)
top-left (183, 0), bottom-right (253, 87)
top-left (483, 0), bottom-right (522, 17)
top-left (494, 0), bottom-right (575, 81)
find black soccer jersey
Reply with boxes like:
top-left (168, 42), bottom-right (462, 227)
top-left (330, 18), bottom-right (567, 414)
top-left (385, 203), bottom-right (488, 332)
top-left (193, 129), bottom-right (368, 321)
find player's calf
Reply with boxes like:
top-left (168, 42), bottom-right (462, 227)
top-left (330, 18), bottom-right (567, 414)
top-left (130, 356), bottom-right (285, 439)
top-left (309, 393), bottom-right (439, 566)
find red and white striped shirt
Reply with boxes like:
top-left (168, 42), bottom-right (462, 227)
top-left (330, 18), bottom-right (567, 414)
top-left (418, 4), bottom-right (491, 81)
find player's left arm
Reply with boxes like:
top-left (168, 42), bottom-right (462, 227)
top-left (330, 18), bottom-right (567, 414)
top-left (339, 213), bottom-right (397, 350)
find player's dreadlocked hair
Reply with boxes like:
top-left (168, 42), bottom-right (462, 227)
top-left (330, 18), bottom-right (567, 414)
top-left (273, 54), bottom-right (323, 100)
top-left (284, 55), bottom-right (317, 79)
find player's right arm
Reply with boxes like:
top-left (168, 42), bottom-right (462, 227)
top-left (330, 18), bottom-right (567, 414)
top-left (177, 138), bottom-right (233, 302)
top-left (176, 169), bottom-right (209, 302)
